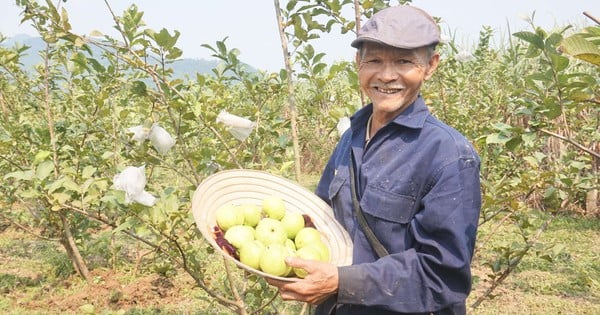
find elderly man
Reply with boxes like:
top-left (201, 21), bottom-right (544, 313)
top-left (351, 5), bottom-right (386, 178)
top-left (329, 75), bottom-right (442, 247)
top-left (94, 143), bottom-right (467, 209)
top-left (267, 5), bottom-right (482, 315)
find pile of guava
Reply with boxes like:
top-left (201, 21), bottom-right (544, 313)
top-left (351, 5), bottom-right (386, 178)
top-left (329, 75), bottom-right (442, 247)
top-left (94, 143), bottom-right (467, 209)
top-left (213, 196), bottom-right (330, 278)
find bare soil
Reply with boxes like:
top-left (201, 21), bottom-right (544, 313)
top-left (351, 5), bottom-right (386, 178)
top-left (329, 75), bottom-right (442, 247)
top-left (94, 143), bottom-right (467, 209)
top-left (0, 227), bottom-right (203, 314)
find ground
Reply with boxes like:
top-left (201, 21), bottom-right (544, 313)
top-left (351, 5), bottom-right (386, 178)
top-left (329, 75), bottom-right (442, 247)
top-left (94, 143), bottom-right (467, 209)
top-left (0, 226), bottom-right (210, 314)
top-left (1, 213), bottom-right (599, 315)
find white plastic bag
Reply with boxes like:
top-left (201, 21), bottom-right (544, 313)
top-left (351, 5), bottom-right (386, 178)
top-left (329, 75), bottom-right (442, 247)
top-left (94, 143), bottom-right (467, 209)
top-left (149, 124), bottom-right (176, 155)
top-left (128, 125), bottom-right (152, 144)
top-left (128, 123), bottom-right (176, 154)
top-left (112, 165), bottom-right (157, 206)
top-left (216, 110), bottom-right (256, 141)
top-left (336, 117), bottom-right (351, 137)
top-left (455, 51), bottom-right (475, 63)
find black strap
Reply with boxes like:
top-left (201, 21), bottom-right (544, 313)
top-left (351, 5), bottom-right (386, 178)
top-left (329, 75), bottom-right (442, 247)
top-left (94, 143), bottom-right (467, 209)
top-left (349, 151), bottom-right (390, 258)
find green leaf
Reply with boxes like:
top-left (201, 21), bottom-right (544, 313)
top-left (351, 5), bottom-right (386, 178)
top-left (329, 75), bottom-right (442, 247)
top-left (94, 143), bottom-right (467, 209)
top-left (491, 122), bottom-right (514, 132)
top-left (313, 63), bottom-right (327, 74)
top-left (545, 32), bottom-right (563, 50)
top-left (279, 69), bottom-right (288, 81)
top-left (544, 102), bottom-right (562, 119)
top-left (131, 81), bottom-right (147, 97)
top-left (523, 156), bottom-right (539, 168)
top-left (216, 39), bottom-right (227, 56)
top-left (166, 47), bottom-right (183, 60)
top-left (513, 31), bottom-right (544, 50)
top-left (154, 28), bottom-right (180, 51)
top-left (286, 0), bottom-right (297, 11)
top-left (61, 176), bottom-right (80, 193)
top-left (20, 189), bottom-right (41, 199)
top-left (36, 160), bottom-right (55, 180)
top-left (567, 90), bottom-right (593, 102)
top-left (46, 178), bottom-right (62, 194)
top-left (505, 137), bottom-right (523, 151)
top-left (113, 220), bottom-right (134, 234)
top-left (34, 151), bottom-right (52, 164)
top-left (51, 192), bottom-right (71, 204)
top-left (486, 133), bottom-right (511, 145)
top-left (82, 166), bottom-right (97, 179)
top-left (102, 151), bottom-right (115, 160)
top-left (60, 7), bottom-right (72, 31)
top-left (550, 54), bottom-right (569, 72)
top-left (560, 34), bottom-right (600, 66)
top-left (521, 132), bottom-right (536, 146)
top-left (526, 73), bottom-right (551, 83)
top-left (4, 170), bottom-right (34, 181)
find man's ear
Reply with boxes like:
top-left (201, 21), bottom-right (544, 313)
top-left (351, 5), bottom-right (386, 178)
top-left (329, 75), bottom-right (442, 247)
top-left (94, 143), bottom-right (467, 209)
top-left (424, 52), bottom-right (440, 80)
top-left (355, 51), bottom-right (361, 67)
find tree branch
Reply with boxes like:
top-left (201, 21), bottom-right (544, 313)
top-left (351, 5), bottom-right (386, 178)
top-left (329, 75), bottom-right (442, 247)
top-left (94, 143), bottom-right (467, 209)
top-left (539, 129), bottom-right (600, 159)
top-left (583, 11), bottom-right (600, 25)
top-left (0, 213), bottom-right (60, 241)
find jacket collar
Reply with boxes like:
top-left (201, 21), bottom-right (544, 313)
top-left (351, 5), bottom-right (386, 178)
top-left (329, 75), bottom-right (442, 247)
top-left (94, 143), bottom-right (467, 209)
top-left (350, 95), bottom-right (430, 132)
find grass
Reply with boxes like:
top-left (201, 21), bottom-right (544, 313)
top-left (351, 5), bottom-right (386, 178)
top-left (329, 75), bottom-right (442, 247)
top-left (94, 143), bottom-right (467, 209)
top-left (0, 213), bottom-right (598, 314)
top-left (467, 214), bottom-right (600, 314)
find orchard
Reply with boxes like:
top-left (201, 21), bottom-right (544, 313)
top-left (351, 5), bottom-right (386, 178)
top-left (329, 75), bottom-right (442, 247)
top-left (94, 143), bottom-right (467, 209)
top-left (0, 0), bottom-right (598, 314)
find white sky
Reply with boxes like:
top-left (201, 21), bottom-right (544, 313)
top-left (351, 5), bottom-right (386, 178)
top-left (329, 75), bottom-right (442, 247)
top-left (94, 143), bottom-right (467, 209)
top-left (1, 0), bottom-right (599, 71)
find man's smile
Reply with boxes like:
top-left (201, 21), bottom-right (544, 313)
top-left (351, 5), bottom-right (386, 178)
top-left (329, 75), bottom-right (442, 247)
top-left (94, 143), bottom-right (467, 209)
top-left (373, 87), bottom-right (404, 94)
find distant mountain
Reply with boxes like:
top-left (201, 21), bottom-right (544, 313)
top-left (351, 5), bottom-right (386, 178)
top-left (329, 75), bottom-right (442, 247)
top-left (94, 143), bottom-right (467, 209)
top-left (1, 34), bottom-right (254, 79)
top-left (3, 34), bottom-right (46, 71)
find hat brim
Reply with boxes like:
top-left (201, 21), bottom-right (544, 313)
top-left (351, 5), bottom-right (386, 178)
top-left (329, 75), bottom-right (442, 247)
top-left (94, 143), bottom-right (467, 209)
top-left (192, 169), bottom-right (354, 282)
top-left (351, 36), bottom-right (439, 50)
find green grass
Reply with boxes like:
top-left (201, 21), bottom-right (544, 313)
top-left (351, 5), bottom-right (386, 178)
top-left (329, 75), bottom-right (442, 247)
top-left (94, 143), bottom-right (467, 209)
top-left (468, 213), bottom-right (600, 314)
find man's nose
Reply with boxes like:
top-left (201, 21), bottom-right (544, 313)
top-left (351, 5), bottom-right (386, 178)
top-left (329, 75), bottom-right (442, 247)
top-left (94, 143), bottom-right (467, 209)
top-left (378, 63), bottom-right (400, 81)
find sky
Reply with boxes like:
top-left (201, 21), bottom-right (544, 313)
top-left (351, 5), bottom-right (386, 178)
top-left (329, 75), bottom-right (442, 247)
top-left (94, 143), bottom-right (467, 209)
top-left (1, 0), bottom-right (599, 72)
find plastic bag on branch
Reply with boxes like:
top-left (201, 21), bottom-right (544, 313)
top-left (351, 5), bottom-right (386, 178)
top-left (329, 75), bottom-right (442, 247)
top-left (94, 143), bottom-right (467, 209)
top-left (216, 110), bottom-right (256, 141)
top-left (337, 117), bottom-right (351, 137)
top-left (128, 123), bottom-right (175, 154)
top-left (149, 124), bottom-right (175, 154)
top-left (128, 125), bottom-right (152, 144)
top-left (112, 165), bottom-right (157, 206)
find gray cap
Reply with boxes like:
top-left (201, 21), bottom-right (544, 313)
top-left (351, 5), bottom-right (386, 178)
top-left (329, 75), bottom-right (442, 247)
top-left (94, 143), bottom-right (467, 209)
top-left (351, 5), bottom-right (440, 49)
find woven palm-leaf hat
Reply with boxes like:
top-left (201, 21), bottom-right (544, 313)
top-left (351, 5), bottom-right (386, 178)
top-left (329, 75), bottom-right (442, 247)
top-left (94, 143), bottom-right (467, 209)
top-left (192, 169), bottom-right (353, 281)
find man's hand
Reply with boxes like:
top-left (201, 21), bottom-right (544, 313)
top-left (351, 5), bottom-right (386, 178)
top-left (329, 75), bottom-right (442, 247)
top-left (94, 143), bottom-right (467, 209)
top-left (266, 256), bottom-right (339, 305)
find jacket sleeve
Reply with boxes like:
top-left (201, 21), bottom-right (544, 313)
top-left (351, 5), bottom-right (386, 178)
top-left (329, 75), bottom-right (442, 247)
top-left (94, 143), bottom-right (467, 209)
top-left (336, 156), bottom-right (481, 313)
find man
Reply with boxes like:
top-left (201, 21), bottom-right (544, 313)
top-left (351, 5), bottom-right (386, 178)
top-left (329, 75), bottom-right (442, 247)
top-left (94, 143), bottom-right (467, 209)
top-left (267, 5), bottom-right (481, 314)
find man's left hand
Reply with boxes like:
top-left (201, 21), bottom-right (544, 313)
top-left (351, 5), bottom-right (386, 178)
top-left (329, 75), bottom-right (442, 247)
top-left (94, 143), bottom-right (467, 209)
top-left (266, 256), bottom-right (339, 305)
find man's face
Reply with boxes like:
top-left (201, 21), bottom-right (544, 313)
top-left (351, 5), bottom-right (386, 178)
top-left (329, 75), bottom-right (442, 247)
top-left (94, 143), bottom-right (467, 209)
top-left (357, 42), bottom-right (439, 121)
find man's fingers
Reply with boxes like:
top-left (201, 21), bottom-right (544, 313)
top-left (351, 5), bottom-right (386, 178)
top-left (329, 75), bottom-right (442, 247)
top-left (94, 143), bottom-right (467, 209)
top-left (265, 277), bottom-right (288, 287)
top-left (284, 256), bottom-right (303, 267)
top-left (285, 256), bottom-right (317, 270)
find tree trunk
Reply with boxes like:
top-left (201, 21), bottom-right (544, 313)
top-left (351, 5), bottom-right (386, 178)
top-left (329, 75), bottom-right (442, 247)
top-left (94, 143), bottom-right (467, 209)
top-left (587, 143), bottom-right (599, 216)
top-left (273, 0), bottom-right (302, 182)
top-left (586, 190), bottom-right (598, 215)
top-left (59, 211), bottom-right (91, 282)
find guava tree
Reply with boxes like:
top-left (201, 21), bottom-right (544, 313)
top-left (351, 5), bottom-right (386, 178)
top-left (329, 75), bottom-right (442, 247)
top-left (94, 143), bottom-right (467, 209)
top-left (427, 16), bottom-right (599, 309)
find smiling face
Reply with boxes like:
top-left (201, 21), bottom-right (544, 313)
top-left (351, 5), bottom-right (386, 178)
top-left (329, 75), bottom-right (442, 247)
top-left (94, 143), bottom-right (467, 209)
top-left (357, 42), bottom-right (439, 124)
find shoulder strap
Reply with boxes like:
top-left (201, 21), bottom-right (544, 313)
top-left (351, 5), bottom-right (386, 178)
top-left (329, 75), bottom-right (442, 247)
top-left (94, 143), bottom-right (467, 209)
top-left (349, 151), bottom-right (390, 258)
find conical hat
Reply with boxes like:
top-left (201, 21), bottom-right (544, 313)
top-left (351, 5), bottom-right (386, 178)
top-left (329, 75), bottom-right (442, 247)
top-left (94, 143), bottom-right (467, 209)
top-left (192, 169), bottom-right (353, 282)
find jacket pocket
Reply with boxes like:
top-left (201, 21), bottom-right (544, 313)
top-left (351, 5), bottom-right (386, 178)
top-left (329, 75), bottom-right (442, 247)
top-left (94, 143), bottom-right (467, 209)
top-left (359, 185), bottom-right (417, 252)
top-left (361, 184), bottom-right (417, 224)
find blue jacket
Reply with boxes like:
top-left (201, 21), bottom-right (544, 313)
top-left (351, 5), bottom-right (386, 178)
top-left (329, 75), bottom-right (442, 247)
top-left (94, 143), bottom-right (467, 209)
top-left (315, 96), bottom-right (481, 314)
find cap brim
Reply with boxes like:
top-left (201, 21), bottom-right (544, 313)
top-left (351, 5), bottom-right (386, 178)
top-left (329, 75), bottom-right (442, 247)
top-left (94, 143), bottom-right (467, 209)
top-left (191, 169), bottom-right (354, 282)
top-left (351, 37), bottom-right (434, 50)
